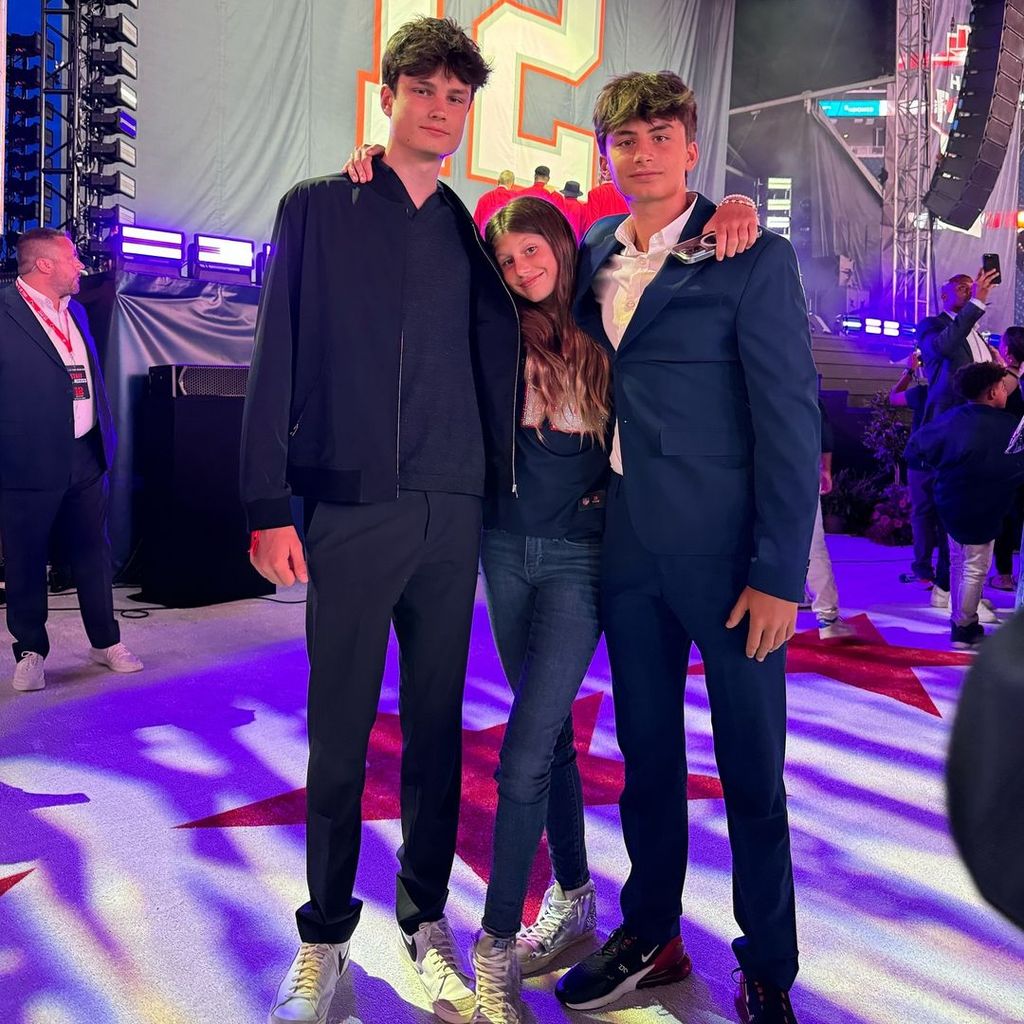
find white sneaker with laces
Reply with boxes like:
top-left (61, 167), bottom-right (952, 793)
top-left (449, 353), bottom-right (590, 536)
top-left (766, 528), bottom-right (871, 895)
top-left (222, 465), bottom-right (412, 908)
top-left (471, 932), bottom-right (521, 1024)
top-left (90, 642), bottom-right (143, 673)
top-left (516, 879), bottom-right (596, 975)
top-left (400, 917), bottom-right (475, 1023)
top-left (268, 941), bottom-right (349, 1024)
top-left (930, 586), bottom-right (950, 609)
top-left (12, 652), bottom-right (45, 692)
top-left (977, 598), bottom-right (999, 624)
top-left (817, 616), bottom-right (854, 639)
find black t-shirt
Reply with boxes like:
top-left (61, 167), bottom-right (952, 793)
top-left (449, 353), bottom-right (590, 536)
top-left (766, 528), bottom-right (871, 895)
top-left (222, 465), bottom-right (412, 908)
top-left (392, 175), bottom-right (484, 496)
top-left (486, 373), bottom-right (610, 540)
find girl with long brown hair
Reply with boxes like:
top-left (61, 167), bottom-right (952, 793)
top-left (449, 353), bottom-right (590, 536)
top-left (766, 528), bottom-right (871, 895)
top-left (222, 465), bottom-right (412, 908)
top-left (470, 196), bottom-right (611, 1022)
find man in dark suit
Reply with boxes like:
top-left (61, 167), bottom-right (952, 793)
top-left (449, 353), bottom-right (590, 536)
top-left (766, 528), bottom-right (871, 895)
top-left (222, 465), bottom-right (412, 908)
top-left (919, 269), bottom-right (1000, 424)
top-left (909, 269), bottom-right (1000, 610)
top-left (0, 228), bottom-right (141, 692)
top-left (555, 73), bottom-right (819, 1024)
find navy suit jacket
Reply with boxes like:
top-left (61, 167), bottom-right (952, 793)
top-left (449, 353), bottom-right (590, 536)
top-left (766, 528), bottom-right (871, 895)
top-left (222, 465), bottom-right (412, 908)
top-left (574, 196), bottom-right (820, 602)
top-left (918, 302), bottom-right (997, 424)
top-left (0, 285), bottom-right (115, 490)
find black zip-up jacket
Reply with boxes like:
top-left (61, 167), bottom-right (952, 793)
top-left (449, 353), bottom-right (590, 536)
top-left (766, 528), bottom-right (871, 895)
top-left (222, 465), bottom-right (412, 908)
top-left (240, 162), bottom-right (521, 531)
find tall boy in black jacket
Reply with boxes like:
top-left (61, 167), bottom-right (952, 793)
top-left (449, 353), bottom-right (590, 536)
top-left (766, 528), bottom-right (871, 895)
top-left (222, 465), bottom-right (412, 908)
top-left (906, 362), bottom-right (1024, 649)
top-left (240, 18), bottom-right (520, 1024)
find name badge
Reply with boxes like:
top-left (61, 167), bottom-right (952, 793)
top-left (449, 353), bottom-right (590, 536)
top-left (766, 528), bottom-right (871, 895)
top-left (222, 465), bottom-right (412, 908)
top-left (67, 365), bottom-right (91, 401)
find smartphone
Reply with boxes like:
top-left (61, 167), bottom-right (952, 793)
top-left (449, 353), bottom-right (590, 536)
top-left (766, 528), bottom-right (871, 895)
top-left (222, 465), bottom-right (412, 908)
top-left (982, 252), bottom-right (1002, 285)
top-left (671, 227), bottom-right (763, 265)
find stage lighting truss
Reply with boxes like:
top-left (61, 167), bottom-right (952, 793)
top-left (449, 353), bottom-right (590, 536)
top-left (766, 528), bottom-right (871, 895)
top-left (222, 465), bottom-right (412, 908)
top-left (3, 30), bottom-right (45, 249)
top-left (87, 171), bottom-right (137, 199)
top-left (89, 45), bottom-right (137, 80)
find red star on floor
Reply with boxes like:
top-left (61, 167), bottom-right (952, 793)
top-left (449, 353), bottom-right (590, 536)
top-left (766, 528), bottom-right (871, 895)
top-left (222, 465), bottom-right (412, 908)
top-left (0, 868), bottom-right (34, 899)
top-left (689, 612), bottom-right (971, 717)
top-left (177, 693), bottom-right (722, 917)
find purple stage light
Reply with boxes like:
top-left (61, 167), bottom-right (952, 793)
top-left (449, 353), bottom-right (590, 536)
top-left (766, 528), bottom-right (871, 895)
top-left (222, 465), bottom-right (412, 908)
top-left (188, 234), bottom-right (256, 284)
top-left (195, 234), bottom-right (254, 270)
top-left (254, 242), bottom-right (273, 285)
top-left (118, 226), bottom-right (185, 265)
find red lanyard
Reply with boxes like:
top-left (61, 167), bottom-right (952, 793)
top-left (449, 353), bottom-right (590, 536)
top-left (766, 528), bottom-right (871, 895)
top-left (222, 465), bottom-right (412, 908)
top-left (16, 281), bottom-right (74, 355)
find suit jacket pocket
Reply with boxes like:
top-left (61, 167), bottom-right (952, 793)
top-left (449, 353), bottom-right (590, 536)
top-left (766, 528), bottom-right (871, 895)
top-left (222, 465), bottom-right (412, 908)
top-left (660, 427), bottom-right (748, 463)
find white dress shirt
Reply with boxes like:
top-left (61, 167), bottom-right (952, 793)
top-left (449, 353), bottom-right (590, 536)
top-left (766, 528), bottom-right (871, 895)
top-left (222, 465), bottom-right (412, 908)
top-left (593, 199), bottom-right (696, 474)
top-left (16, 276), bottom-right (97, 438)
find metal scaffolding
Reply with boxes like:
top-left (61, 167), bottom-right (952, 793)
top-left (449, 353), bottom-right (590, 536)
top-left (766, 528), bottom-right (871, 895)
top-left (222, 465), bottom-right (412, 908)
top-left (891, 0), bottom-right (934, 324)
top-left (2, 2), bottom-right (137, 271)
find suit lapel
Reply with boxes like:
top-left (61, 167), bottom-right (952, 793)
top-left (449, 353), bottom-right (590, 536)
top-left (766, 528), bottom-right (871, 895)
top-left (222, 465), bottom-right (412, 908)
top-left (573, 223), bottom-right (625, 354)
top-left (5, 287), bottom-right (67, 370)
top-left (617, 194), bottom-right (717, 351)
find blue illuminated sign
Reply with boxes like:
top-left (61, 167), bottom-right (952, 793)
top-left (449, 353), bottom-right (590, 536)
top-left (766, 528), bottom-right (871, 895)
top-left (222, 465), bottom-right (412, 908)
top-left (819, 99), bottom-right (886, 118)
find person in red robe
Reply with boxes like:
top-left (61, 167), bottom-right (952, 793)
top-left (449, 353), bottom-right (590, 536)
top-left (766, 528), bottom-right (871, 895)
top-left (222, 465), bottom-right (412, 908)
top-left (472, 169), bottom-right (517, 235)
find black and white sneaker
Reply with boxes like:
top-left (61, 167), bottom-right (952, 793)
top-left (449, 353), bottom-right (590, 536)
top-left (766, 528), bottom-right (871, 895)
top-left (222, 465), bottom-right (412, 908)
top-left (268, 942), bottom-right (349, 1024)
top-left (736, 971), bottom-right (799, 1023)
top-left (554, 927), bottom-right (692, 1010)
top-left (399, 917), bottom-right (475, 1023)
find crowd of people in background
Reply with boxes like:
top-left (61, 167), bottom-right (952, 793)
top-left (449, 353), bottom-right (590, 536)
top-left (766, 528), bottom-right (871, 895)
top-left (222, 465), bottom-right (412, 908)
top-left (472, 163), bottom-right (628, 240)
top-left (885, 266), bottom-right (1024, 649)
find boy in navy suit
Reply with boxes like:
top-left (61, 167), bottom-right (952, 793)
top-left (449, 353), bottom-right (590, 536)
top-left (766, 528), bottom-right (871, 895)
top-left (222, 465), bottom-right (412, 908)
top-left (556, 72), bottom-right (820, 1024)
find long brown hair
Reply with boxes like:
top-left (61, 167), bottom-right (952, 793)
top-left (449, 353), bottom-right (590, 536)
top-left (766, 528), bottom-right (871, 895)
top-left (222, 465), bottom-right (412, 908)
top-left (485, 197), bottom-right (610, 443)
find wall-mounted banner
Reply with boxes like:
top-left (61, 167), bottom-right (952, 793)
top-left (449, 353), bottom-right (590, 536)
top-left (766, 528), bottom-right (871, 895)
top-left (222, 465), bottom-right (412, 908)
top-left (130, 0), bottom-right (734, 243)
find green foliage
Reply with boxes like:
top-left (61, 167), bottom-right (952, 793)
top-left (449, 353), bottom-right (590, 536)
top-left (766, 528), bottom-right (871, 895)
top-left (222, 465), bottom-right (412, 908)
top-left (862, 391), bottom-right (911, 485)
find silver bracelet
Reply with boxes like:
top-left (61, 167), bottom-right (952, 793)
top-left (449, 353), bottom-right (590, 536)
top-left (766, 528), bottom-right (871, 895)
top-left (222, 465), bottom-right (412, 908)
top-left (720, 194), bottom-right (757, 208)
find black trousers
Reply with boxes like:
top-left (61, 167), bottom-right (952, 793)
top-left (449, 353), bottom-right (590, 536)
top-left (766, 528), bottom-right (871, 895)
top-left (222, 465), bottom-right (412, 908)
top-left (297, 490), bottom-right (482, 944)
top-left (993, 485), bottom-right (1024, 576)
top-left (602, 476), bottom-right (798, 990)
top-left (0, 428), bottom-right (119, 660)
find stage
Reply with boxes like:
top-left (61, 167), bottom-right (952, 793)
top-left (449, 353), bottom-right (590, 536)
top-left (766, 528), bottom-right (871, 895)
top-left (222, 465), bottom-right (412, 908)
top-left (1, 534), bottom-right (1022, 1024)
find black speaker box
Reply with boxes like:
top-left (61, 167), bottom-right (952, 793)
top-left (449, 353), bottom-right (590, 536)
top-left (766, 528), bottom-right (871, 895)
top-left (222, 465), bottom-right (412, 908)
top-left (141, 370), bottom-right (274, 607)
top-left (924, 0), bottom-right (1024, 229)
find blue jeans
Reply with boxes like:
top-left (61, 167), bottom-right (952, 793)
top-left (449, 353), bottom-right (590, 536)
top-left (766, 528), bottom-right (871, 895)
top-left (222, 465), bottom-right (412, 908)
top-left (479, 529), bottom-right (602, 937)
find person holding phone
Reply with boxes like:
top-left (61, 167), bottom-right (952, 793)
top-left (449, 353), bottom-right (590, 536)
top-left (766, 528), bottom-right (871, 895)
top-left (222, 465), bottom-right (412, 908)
top-left (917, 266), bottom-right (1001, 426)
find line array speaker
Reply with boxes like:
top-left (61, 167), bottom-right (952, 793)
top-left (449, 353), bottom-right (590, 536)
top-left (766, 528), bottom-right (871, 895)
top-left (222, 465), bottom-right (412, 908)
top-left (924, 0), bottom-right (1024, 229)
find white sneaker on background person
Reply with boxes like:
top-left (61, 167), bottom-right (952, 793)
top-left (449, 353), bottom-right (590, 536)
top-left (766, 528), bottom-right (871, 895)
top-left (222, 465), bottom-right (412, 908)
top-left (12, 652), bottom-right (45, 692)
top-left (930, 586), bottom-right (950, 609)
top-left (516, 880), bottom-right (597, 975)
top-left (268, 942), bottom-right (349, 1024)
top-left (977, 598), bottom-right (999, 625)
top-left (471, 932), bottom-right (521, 1024)
top-left (399, 917), bottom-right (475, 1023)
top-left (90, 642), bottom-right (143, 673)
top-left (816, 615), bottom-right (855, 640)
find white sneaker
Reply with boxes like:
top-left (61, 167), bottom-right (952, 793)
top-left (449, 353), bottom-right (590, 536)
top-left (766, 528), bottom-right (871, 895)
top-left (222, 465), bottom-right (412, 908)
top-left (930, 586), bottom-right (950, 609)
top-left (399, 918), bottom-right (475, 1023)
top-left (268, 942), bottom-right (349, 1024)
top-left (90, 642), bottom-right (143, 673)
top-left (471, 932), bottom-right (521, 1024)
top-left (977, 598), bottom-right (999, 625)
top-left (816, 616), bottom-right (854, 639)
top-left (12, 652), bottom-right (45, 692)
top-left (516, 880), bottom-right (596, 976)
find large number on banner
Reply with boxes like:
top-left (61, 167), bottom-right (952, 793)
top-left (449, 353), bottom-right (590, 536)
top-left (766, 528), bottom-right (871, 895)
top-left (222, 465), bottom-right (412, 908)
top-left (469, 0), bottom-right (605, 188)
top-left (356, 0), bottom-right (441, 150)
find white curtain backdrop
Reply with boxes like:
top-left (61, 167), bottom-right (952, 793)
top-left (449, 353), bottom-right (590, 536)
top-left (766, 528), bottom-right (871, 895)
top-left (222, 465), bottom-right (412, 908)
top-left (128, 0), bottom-right (734, 244)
